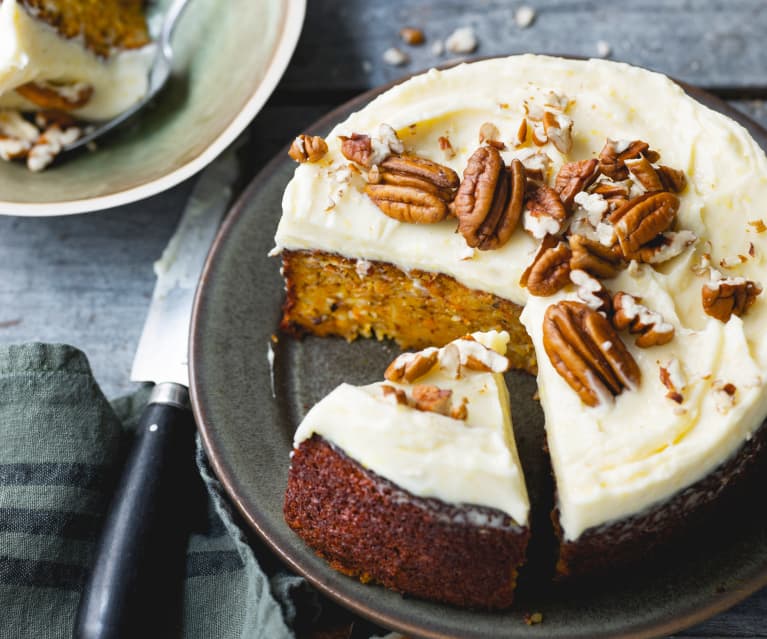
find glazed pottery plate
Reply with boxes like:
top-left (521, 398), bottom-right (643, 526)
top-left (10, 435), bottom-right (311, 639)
top-left (0, 0), bottom-right (305, 216)
top-left (190, 70), bottom-right (767, 638)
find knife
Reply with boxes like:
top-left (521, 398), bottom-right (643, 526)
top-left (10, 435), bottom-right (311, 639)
top-left (74, 143), bottom-right (240, 639)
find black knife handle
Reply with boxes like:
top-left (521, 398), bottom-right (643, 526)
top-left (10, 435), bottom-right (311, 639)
top-left (74, 383), bottom-right (196, 639)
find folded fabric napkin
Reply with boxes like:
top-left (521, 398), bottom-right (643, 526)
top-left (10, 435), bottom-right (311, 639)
top-left (0, 343), bottom-right (321, 639)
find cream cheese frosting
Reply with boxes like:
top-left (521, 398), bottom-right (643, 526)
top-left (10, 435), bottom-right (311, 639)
top-left (293, 331), bottom-right (530, 527)
top-left (276, 55), bottom-right (767, 541)
top-left (0, 0), bottom-right (154, 120)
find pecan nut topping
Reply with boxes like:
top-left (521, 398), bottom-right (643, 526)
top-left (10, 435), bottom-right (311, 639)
top-left (656, 165), bottom-right (687, 193)
top-left (524, 182), bottom-right (568, 239)
top-left (612, 292), bottom-right (675, 347)
top-left (288, 134), bottom-right (328, 163)
top-left (385, 349), bottom-right (439, 383)
top-left (610, 192), bottom-right (679, 259)
top-left (598, 139), bottom-right (658, 180)
top-left (702, 278), bottom-right (763, 322)
top-left (339, 133), bottom-right (373, 166)
top-left (411, 384), bottom-right (454, 416)
top-left (454, 146), bottom-right (526, 250)
top-left (569, 234), bottom-right (624, 279)
top-left (570, 268), bottom-right (612, 316)
top-left (365, 183), bottom-right (448, 223)
top-left (543, 300), bottom-right (641, 407)
top-left (365, 154), bottom-right (459, 223)
top-left (555, 159), bottom-right (599, 211)
top-left (380, 155), bottom-right (459, 193)
top-left (520, 235), bottom-right (572, 297)
top-left (16, 81), bottom-right (94, 111)
top-left (625, 156), bottom-right (664, 192)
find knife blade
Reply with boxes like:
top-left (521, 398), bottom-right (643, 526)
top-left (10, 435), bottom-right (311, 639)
top-left (74, 142), bottom-right (240, 639)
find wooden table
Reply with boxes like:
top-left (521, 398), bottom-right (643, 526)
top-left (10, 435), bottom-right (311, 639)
top-left (2, 1), bottom-right (766, 636)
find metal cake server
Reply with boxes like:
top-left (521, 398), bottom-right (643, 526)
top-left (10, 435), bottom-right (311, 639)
top-left (64, 0), bottom-right (193, 153)
top-left (73, 143), bottom-right (239, 639)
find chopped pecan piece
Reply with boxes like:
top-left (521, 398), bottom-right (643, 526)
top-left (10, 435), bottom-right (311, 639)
top-left (625, 156), bottom-right (664, 192)
top-left (656, 165), bottom-right (687, 193)
top-left (542, 111), bottom-right (573, 153)
top-left (515, 119), bottom-right (528, 146)
top-left (520, 235), bottom-right (572, 297)
top-left (454, 147), bottom-right (525, 249)
top-left (438, 135), bottom-right (456, 159)
top-left (612, 292), bottom-right (675, 347)
top-left (381, 384), bottom-right (409, 405)
top-left (399, 26), bottom-right (425, 45)
top-left (610, 192), bottom-right (679, 259)
top-left (569, 234), bottom-right (624, 279)
top-left (339, 133), bottom-right (373, 166)
top-left (385, 349), bottom-right (439, 383)
top-left (16, 81), bottom-right (93, 111)
top-left (411, 384), bottom-right (453, 416)
top-left (524, 183), bottom-right (568, 239)
top-left (659, 358), bottom-right (685, 403)
top-left (598, 139), bottom-right (655, 180)
top-left (570, 269), bottom-right (612, 316)
top-left (543, 300), bottom-right (641, 406)
top-left (288, 134), bottom-right (328, 163)
top-left (632, 230), bottom-right (697, 264)
top-left (702, 277), bottom-right (762, 322)
top-left (365, 184), bottom-right (448, 223)
top-left (555, 159), bottom-right (599, 211)
top-left (479, 122), bottom-right (501, 146)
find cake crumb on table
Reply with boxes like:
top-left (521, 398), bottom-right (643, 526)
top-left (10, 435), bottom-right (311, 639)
top-left (515, 5), bottom-right (537, 29)
top-left (445, 26), bottom-right (478, 54)
top-left (524, 611), bottom-right (544, 625)
top-left (596, 40), bottom-right (612, 57)
top-left (382, 47), bottom-right (410, 66)
top-left (399, 27), bottom-right (425, 45)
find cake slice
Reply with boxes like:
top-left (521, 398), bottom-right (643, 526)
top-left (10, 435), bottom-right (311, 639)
top-left (0, 0), bottom-right (153, 169)
top-left (284, 331), bottom-right (531, 609)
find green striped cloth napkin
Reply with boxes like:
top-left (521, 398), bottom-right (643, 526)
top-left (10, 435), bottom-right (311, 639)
top-left (0, 343), bottom-right (316, 639)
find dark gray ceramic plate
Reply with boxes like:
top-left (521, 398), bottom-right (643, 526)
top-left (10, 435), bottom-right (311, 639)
top-left (190, 67), bottom-right (767, 638)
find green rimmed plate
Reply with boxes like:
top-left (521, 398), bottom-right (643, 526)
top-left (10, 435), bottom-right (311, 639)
top-left (0, 0), bottom-right (304, 216)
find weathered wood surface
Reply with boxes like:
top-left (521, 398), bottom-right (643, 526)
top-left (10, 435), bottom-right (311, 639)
top-left (1, 1), bottom-right (767, 636)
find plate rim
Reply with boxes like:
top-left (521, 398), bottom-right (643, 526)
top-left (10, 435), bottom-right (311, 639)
top-left (190, 57), bottom-right (767, 638)
top-left (0, 0), bottom-right (306, 217)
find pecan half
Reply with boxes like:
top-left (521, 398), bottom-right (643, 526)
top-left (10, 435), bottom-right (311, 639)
top-left (288, 134), bottom-right (328, 163)
top-left (365, 184), bottom-right (448, 223)
top-left (520, 235), bottom-right (572, 296)
top-left (411, 384), bottom-right (453, 416)
top-left (543, 300), bottom-right (641, 406)
top-left (702, 278), bottom-right (762, 322)
top-left (570, 269), bottom-right (612, 316)
top-left (380, 155), bottom-right (459, 190)
top-left (555, 159), bottom-right (599, 212)
top-left (385, 349), bottom-right (439, 383)
top-left (569, 234), bottom-right (624, 279)
top-left (454, 147), bottom-right (525, 249)
top-left (598, 139), bottom-right (656, 180)
top-left (339, 133), bottom-right (373, 166)
top-left (610, 192), bottom-right (679, 259)
top-left (612, 292), bottom-right (675, 347)
top-left (524, 183), bottom-right (568, 239)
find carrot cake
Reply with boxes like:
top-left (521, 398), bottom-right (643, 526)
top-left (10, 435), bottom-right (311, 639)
top-left (284, 331), bottom-right (531, 608)
top-left (0, 0), bottom-right (153, 170)
top-left (273, 55), bottom-right (767, 596)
